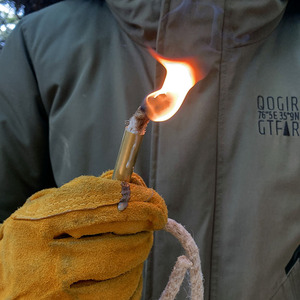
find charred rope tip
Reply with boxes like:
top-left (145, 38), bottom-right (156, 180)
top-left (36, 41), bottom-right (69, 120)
top-left (126, 106), bottom-right (150, 135)
top-left (118, 181), bottom-right (131, 211)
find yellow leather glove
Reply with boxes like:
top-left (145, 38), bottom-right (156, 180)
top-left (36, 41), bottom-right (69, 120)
top-left (0, 171), bottom-right (167, 300)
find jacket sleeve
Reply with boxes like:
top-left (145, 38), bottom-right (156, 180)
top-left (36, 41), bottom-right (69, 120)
top-left (0, 20), bottom-right (56, 222)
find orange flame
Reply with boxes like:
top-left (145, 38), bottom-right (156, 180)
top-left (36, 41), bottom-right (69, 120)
top-left (144, 49), bottom-right (204, 122)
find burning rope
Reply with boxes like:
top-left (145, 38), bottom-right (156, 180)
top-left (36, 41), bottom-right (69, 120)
top-left (159, 218), bottom-right (204, 300)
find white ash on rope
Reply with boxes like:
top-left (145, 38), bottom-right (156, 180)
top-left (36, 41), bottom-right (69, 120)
top-left (126, 106), bottom-right (149, 135)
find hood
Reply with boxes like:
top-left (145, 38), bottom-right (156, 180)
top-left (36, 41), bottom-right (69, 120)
top-left (223, 0), bottom-right (289, 48)
top-left (106, 0), bottom-right (289, 51)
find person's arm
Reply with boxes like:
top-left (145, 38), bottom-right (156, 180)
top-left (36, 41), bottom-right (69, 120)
top-left (0, 20), bottom-right (56, 221)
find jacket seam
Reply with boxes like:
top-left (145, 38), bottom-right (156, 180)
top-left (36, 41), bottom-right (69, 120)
top-left (145, 1), bottom-right (171, 299)
top-left (209, 0), bottom-right (228, 299)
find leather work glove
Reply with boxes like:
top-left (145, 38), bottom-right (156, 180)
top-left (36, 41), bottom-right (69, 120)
top-left (0, 171), bottom-right (168, 300)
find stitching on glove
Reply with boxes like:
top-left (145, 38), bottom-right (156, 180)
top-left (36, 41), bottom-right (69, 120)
top-left (12, 175), bottom-right (161, 221)
top-left (13, 192), bottom-right (120, 218)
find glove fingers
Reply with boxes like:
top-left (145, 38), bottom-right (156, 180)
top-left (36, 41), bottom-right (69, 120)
top-left (12, 175), bottom-right (167, 230)
top-left (51, 231), bottom-right (153, 286)
top-left (10, 203), bottom-right (166, 241)
top-left (131, 273), bottom-right (143, 300)
top-left (66, 263), bottom-right (144, 300)
top-left (60, 204), bottom-right (166, 239)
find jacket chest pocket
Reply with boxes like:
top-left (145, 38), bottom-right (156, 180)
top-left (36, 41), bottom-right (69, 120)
top-left (271, 259), bottom-right (300, 300)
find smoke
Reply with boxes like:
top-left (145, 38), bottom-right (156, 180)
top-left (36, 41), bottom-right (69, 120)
top-left (161, 0), bottom-right (224, 53)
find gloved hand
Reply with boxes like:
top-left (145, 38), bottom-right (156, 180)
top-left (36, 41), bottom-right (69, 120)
top-left (0, 170), bottom-right (167, 300)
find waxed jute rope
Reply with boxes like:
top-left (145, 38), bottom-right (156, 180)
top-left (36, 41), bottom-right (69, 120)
top-left (159, 218), bottom-right (204, 300)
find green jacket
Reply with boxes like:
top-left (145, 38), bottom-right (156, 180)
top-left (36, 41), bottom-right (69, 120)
top-left (0, 0), bottom-right (299, 299)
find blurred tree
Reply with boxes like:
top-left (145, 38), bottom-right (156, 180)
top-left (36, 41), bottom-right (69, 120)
top-left (14, 0), bottom-right (62, 15)
top-left (0, 0), bottom-right (61, 49)
top-left (0, 0), bottom-right (22, 49)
